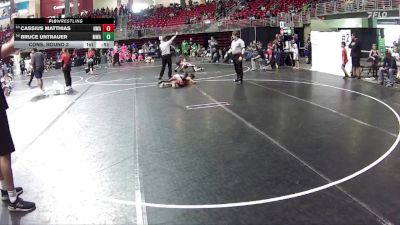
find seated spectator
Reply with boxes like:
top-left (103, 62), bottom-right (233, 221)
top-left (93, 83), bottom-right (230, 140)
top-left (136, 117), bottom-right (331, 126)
top-left (251, 43), bottom-right (266, 70)
top-left (245, 43), bottom-right (257, 61)
top-left (378, 51), bottom-right (397, 87)
top-left (185, 17), bottom-right (191, 25)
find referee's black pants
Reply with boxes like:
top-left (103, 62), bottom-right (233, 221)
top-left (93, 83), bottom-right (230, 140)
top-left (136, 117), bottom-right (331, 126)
top-left (113, 53), bottom-right (121, 66)
top-left (159, 54), bottom-right (172, 79)
top-left (233, 54), bottom-right (244, 81)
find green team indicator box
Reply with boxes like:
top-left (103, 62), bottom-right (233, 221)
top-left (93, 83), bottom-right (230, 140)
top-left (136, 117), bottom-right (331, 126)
top-left (102, 32), bottom-right (114, 41)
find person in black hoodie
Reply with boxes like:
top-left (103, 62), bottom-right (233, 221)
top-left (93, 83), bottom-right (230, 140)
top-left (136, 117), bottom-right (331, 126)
top-left (349, 33), bottom-right (362, 79)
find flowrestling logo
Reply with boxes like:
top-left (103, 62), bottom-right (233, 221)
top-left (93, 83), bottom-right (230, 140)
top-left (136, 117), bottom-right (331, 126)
top-left (367, 11), bottom-right (388, 18)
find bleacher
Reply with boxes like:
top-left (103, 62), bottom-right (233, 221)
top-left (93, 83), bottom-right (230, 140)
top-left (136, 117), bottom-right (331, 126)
top-left (0, 29), bottom-right (12, 45)
top-left (232, 0), bottom-right (309, 19)
top-left (126, 0), bottom-right (313, 29)
top-left (128, 3), bottom-right (217, 28)
top-left (122, 31), bottom-right (233, 49)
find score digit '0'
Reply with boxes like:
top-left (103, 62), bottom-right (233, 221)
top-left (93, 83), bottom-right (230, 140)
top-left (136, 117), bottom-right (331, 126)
top-left (103, 24), bottom-right (115, 32)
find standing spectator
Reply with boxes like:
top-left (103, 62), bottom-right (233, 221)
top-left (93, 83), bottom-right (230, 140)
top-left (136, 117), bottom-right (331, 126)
top-left (341, 42), bottom-right (350, 78)
top-left (369, 43), bottom-right (380, 80)
top-left (276, 34), bottom-right (284, 67)
top-left (19, 57), bottom-right (26, 75)
top-left (0, 37), bottom-right (36, 212)
top-left (87, 48), bottom-right (95, 74)
top-left (188, 38), bottom-right (193, 49)
top-left (266, 42), bottom-right (276, 69)
top-left (182, 40), bottom-right (189, 56)
top-left (208, 36), bottom-right (218, 62)
top-left (291, 40), bottom-right (300, 70)
top-left (61, 48), bottom-right (72, 91)
top-left (30, 48), bottom-right (46, 94)
top-left (293, 33), bottom-right (301, 51)
top-left (392, 41), bottom-right (398, 53)
top-left (349, 33), bottom-right (362, 79)
top-left (112, 42), bottom-right (121, 66)
top-left (305, 35), bottom-right (311, 64)
top-left (26, 52), bottom-right (34, 86)
top-left (8, 57), bottom-right (13, 76)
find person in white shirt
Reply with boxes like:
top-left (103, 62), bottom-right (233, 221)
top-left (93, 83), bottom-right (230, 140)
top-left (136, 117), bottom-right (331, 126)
top-left (158, 31), bottom-right (178, 83)
top-left (291, 40), bottom-right (300, 70)
top-left (225, 31), bottom-right (245, 84)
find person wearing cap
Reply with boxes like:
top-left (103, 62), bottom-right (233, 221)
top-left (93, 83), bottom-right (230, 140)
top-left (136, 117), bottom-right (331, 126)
top-left (225, 31), bottom-right (245, 84)
top-left (158, 31), bottom-right (178, 84)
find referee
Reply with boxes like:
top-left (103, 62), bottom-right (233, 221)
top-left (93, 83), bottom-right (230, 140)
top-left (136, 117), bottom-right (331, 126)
top-left (226, 31), bottom-right (245, 84)
top-left (0, 37), bottom-right (36, 212)
top-left (159, 31), bottom-right (178, 84)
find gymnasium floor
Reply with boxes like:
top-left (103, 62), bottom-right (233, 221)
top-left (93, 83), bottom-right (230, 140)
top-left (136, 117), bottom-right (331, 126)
top-left (1, 60), bottom-right (400, 225)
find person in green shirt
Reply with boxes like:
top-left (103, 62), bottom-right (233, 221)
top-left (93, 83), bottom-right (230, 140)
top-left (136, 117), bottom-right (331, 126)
top-left (181, 40), bottom-right (189, 56)
top-left (191, 43), bottom-right (199, 57)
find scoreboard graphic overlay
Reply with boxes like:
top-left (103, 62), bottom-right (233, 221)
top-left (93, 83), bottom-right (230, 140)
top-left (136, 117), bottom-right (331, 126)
top-left (14, 18), bottom-right (115, 49)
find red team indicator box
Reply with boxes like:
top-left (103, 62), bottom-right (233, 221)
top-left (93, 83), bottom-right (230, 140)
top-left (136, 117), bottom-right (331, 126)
top-left (103, 24), bottom-right (115, 32)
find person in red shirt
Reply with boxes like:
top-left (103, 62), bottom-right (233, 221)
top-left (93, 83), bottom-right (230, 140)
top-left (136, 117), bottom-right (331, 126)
top-left (341, 42), bottom-right (350, 79)
top-left (86, 48), bottom-right (95, 74)
top-left (61, 48), bottom-right (72, 91)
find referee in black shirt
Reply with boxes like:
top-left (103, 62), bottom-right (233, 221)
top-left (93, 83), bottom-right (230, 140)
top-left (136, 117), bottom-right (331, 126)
top-left (0, 37), bottom-right (36, 212)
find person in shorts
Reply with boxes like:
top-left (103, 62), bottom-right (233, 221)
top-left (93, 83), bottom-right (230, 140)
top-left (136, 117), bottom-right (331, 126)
top-left (31, 48), bottom-right (45, 93)
top-left (86, 48), bottom-right (95, 74)
top-left (341, 42), bottom-right (350, 78)
top-left (0, 37), bottom-right (36, 212)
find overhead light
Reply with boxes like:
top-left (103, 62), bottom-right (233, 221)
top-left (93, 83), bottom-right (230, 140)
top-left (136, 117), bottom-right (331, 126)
top-left (132, 3), bottom-right (148, 13)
